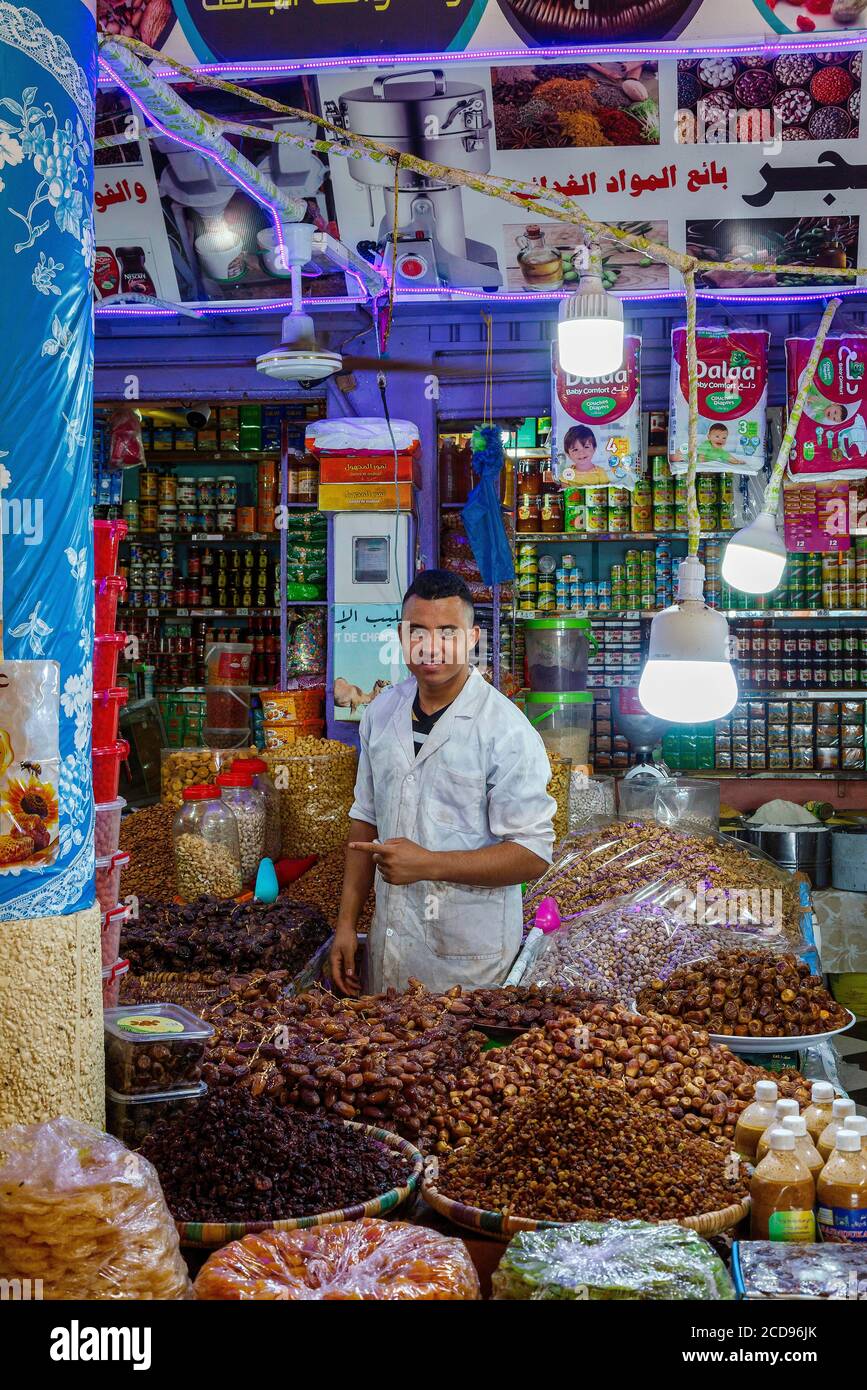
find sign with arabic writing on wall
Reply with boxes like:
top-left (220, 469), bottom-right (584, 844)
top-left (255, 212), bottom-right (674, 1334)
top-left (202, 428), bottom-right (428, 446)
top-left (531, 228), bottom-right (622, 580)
top-left (98, 1), bottom-right (866, 64)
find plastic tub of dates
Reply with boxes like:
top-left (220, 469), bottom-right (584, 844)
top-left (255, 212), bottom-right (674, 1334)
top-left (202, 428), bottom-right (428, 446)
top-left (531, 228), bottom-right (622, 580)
top-left (106, 1082), bottom-right (208, 1148)
top-left (104, 1003), bottom-right (214, 1096)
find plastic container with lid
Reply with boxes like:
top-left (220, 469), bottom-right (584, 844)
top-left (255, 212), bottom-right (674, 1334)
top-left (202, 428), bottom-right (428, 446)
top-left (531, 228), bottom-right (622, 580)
top-left (524, 692), bottom-right (593, 769)
top-left (264, 717), bottom-right (325, 750)
top-left (779, 1115), bottom-right (824, 1181)
top-left (756, 1099), bottom-right (802, 1162)
top-left (802, 1080), bottom-right (836, 1143)
top-left (260, 687), bottom-right (324, 722)
top-left (95, 796), bottom-right (126, 861)
top-left (206, 684), bottom-right (252, 730)
top-left (206, 640), bottom-right (252, 688)
top-left (101, 901), bottom-right (130, 969)
top-left (817, 1129), bottom-right (867, 1244)
top-left (94, 631), bottom-right (127, 689)
top-left (524, 617), bottom-right (597, 692)
top-left (104, 1002), bottom-right (215, 1096)
top-left (92, 687), bottom-right (129, 745)
top-left (92, 739), bottom-right (130, 803)
top-left (750, 1128), bottom-right (816, 1243)
top-left (173, 784), bottom-right (242, 901)
top-left (95, 849), bottom-right (130, 913)
top-left (204, 726), bottom-right (251, 751)
top-left (215, 768), bottom-right (265, 884)
top-left (734, 1079), bottom-right (779, 1161)
top-left (236, 755), bottom-right (281, 861)
top-left (94, 575), bottom-right (127, 637)
top-left (102, 958), bottom-right (129, 1010)
top-left (93, 517), bottom-right (128, 581)
top-left (106, 1081), bottom-right (208, 1147)
top-left (819, 1098), bottom-right (859, 1163)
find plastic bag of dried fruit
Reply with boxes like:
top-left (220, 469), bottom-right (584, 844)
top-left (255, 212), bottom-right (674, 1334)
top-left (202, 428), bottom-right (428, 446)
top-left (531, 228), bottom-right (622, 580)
top-left (519, 885), bottom-right (787, 1006)
top-left (193, 1219), bottom-right (480, 1300)
top-left (522, 818), bottom-right (811, 952)
top-left (0, 1116), bottom-right (191, 1300)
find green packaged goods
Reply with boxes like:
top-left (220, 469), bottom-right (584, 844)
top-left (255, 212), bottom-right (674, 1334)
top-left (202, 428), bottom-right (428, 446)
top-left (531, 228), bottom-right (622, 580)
top-left (492, 1221), bottom-right (734, 1301)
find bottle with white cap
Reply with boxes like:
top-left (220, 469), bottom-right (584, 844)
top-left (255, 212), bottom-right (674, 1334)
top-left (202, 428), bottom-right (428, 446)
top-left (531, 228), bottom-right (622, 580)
top-left (750, 1127), bottom-right (816, 1243)
top-left (780, 1114), bottom-right (824, 1180)
top-left (818, 1098), bottom-right (858, 1164)
top-left (756, 1097), bottom-right (801, 1162)
top-left (802, 1081), bottom-right (836, 1144)
top-left (817, 1129), bottom-right (867, 1244)
top-left (734, 1079), bottom-right (779, 1161)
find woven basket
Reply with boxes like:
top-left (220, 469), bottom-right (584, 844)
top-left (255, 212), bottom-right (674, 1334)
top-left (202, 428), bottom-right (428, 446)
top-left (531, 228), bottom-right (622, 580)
top-left (177, 1123), bottom-right (424, 1248)
top-left (422, 1180), bottom-right (750, 1243)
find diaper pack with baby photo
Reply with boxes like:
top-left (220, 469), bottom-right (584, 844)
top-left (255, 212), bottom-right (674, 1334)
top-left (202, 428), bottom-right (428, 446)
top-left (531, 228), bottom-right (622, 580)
top-left (553, 335), bottom-right (641, 491)
top-left (786, 335), bottom-right (867, 482)
top-left (669, 326), bottom-right (770, 477)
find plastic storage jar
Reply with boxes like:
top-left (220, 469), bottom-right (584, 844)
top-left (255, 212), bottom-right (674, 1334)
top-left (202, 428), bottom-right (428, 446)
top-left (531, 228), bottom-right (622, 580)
top-left (238, 756), bottom-right (281, 861)
top-left (94, 632), bottom-right (126, 689)
top-left (524, 617), bottom-right (597, 692)
top-left (92, 687), bottom-right (128, 744)
top-left (93, 517), bottom-right (128, 581)
top-left (105, 1082), bottom-right (208, 1146)
top-left (215, 768), bottom-right (265, 884)
top-left (263, 717), bottom-right (325, 750)
top-left (95, 575), bottom-right (127, 636)
top-left (205, 684), bottom-right (252, 729)
top-left (95, 795), bottom-right (126, 858)
top-left (205, 641), bottom-right (252, 687)
top-left (96, 849), bottom-right (130, 912)
top-left (173, 785), bottom-right (242, 901)
top-left (524, 692), bottom-right (594, 769)
top-left (104, 1003), bottom-right (214, 1095)
top-left (101, 902), bottom-right (130, 968)
top-left (102, 959), bottom-right (129, 1010)
top-left (203, 726), bottom-right (251, 751)
top-left (92, 738), bottom-right (130, 802)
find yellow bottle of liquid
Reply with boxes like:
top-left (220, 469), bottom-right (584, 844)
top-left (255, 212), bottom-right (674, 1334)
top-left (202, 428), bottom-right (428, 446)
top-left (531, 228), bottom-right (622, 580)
top-left (802, 1081), bottom-right (836, 1144)
top-left (780, 1114), bottom-right (824, 1182)
top-left (734, 1079), bottom-right (779, 1161)
top-left (750, 1128), bottom-right (816, 1243)
top-left (755, 1098), bottom-right (801, 1162)
top-left (818, 1098), bottom-right (858, 1164)
top-left (817, 1130), bottom-right (867, 1244)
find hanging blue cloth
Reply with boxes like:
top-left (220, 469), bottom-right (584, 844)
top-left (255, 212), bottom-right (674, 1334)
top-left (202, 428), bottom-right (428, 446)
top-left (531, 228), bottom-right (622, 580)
top-left (461, 426), bottom-right (515, 587)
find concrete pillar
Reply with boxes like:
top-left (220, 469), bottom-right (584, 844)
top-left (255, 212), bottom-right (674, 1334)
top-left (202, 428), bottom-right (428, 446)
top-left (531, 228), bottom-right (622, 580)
top-left (0, 2), bottom-right (102, 1127)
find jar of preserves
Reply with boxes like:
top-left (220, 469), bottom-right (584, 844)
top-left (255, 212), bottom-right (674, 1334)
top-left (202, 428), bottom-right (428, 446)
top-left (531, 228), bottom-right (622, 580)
top-left (139, 471), bottom-right (159, 502)
top-left (158, 474), bottom-right (177, 506)
top-left (540, 491), bottom-right (564, 533)
top-left (173, 785), bottom-right (242, 901)
top-left (517, 460), bottom-right (542, 497)
top-left (297, 454), bottom-right (319, 504)
top-left (516, 494), bottom-right (541, 533)
top-left (217, 476), bottom-right (237, 507)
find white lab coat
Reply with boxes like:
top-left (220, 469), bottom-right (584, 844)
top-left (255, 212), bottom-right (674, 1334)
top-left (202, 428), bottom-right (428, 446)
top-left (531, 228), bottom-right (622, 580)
top-left (349, 668), bottom-right (556, 993)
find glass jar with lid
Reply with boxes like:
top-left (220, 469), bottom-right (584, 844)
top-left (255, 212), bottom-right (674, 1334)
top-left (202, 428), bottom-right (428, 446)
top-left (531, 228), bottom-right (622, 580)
top-left (237, 756), bottom-right (281, 861)
top-left (215, 768), bottom-right (266, 883)
top-left (173, 785), bottom-right (242, 901)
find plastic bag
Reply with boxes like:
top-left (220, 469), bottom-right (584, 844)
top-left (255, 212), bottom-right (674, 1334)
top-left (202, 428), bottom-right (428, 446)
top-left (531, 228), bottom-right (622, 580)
top-left (618, 778), bottom-right (720, 833)
top-left (492, 1221), bottom-right (733, 1301)
top-left (462, 426), bottom-right (514, 587)
top-left (522, 818), bottom-right (808, 947)
top-left (0, 1116), bottom-right (191, 1299)
top-left (194, 1218), bottom-right (480, 1300)
top-left (108, 406), bottom-right (146, 468)
top-left (732, 1241), bottom-right (867, 1300)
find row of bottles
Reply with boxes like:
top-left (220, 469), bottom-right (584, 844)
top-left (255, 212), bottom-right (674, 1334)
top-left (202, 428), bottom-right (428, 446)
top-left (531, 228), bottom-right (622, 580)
top-left (736, 1080), bottom-right (867, 1243)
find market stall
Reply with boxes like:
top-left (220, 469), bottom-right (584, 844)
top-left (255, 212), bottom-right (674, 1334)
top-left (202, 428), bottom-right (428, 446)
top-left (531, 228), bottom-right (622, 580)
top-left (5, 0), bottom-right (867, 1316)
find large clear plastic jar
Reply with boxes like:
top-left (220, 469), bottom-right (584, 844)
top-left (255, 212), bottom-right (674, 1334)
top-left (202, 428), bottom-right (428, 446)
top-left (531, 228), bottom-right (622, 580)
top-left (172, 785), bottom-right (242, 901)
top-left (237, 756), bottom-right (281, 862)
top-left (215, 768), bottom-right (265, 884)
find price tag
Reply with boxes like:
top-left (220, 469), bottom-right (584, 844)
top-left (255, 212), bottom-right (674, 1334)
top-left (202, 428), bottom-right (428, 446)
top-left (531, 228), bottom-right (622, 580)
top-left (176, 608), bottom-right (189, 617)
top-left (147, 608), bottom-right (159, 618)
top-left (236, 607), bottom-right (249, 617)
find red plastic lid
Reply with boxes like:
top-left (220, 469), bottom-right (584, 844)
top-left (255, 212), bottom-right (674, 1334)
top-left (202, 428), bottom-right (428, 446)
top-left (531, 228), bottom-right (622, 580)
top-left (182, 784), bottom-right (222, 802)
top-left (238, 757), bottom-right (267, 774)
top-left (102, 902), bottom-right (130, 927)
top-left (94, 631), bottom-right (127, 649)
top-left (93, 739), bottom-right (130, 760)
top-left (94, 518), bottom-right (129, 539)
top-left (216, 767), bottom-right (254, 788)
top-left (95, 575), bottom-right (127, 594)
top-left (93, 686), bottom-right (129, 706)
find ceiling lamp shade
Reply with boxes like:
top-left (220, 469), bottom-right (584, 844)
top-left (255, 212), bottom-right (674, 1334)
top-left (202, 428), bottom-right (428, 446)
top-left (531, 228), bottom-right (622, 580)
top-left (638, 556), bottom-right (738, 724)
top-left (721, 511), bottom-right (788, 596)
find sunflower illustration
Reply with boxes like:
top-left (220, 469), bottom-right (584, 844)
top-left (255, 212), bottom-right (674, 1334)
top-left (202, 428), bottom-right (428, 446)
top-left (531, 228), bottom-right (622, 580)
top-left (3, 776), bottom-right (59, 827)
top-left (0, 730), bottom-right (13, 778)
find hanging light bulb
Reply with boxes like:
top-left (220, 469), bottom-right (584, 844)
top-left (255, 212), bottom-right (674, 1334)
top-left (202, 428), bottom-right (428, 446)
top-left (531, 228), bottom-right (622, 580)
top-left (639, 556), bottom-right (738, 724)
top-left (722, 511), bottom-right (788, 596)
top-left (557, 242), bottom-right (624, 378)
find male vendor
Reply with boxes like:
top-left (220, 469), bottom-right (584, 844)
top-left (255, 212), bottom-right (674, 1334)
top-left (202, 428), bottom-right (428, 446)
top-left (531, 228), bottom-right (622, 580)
top-left (330, 569), bottom-right (555, 994)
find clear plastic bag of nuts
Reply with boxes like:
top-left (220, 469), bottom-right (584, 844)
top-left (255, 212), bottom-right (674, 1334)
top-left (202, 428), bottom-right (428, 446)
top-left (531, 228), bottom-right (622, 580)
top-left (265, 738), bottom-right (358, 860)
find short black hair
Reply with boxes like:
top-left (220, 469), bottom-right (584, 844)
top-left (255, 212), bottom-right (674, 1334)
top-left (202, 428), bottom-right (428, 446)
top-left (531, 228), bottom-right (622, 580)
top-left (402, 568), bottom-right (474, 620)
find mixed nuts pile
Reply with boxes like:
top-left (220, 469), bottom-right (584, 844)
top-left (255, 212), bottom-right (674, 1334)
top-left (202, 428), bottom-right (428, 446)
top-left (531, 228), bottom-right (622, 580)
top-left (138, 1088), bottom-right (412, 1224)
top-left (636, 949), bottom-right (851, 1038)
top-left (434, 1069), bottom-right (749, 1224)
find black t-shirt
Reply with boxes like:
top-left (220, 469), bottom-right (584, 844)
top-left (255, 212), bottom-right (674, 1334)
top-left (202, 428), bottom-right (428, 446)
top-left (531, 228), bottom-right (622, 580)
top-left (411, 691), bottom-right (454, 757)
